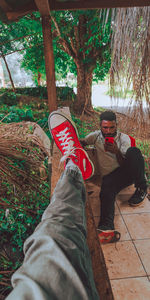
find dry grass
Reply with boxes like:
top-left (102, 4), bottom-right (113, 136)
top-left (110, 7), bottom-right (150, 131)
top-left (0, 122), bottom-right (47, 192)
top-left (0, 123), bottom-right (50, 299)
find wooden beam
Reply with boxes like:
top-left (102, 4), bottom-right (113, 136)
top-left (6, 9), bottom-right (36, 21)
top-left (51, 0), bottom-right (150, 10)
top-left (1, 0), bottom-right (150, 22)
top-left (85, 192), bottom-right (114, 299)
top-left (34, 0), bottom-right (57, 112)
top-left (42, 15), bottom-right (57, 112)
top-left (0, 1), bottom-right (37, 21)
top-left (0, 0), bottom-right (12, 11)
top-left (34, 0), bottom-right (50, 15)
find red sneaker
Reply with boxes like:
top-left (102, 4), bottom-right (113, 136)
top-left (48, 109), bottom-right (94, 180)
top-left (97, 229), bottom-right (121, 244)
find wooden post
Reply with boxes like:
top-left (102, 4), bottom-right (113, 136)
top-left (34, 0), bottom-right (57, 112)
top-left (51, 107), bottom-right (114, 299)
top-left (85, 190), bottom-right (114, 299)
top-left (42, 15), bottom-right (57, 112)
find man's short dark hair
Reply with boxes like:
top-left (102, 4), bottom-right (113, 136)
top-left (100, 111), bottom-right (116, 122)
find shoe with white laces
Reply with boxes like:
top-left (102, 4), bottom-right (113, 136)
top-left (48, 109), bottom-right (94, 180)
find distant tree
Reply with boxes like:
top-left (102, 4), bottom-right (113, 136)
top-left (0, 10), bottom-right (112, 114)
top-left (20, 35), bottom-right (45, 86)
top-left (51, 9), bottom-right (112, 114)
top-left (0, 21), bottom-right (16, 90)
top-left (21, 23), bottom-right (75, 86)
top-left (0, 15), bottom-right (42, 89)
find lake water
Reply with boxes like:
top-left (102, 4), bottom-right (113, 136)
top-left (92, 84), bottom-right (131, 108)
top-left (91, 84), bottom-right (148, 114)
top-left (74, 83), bottom-right (147, 114)
top-left (74, 83), bottom-right (135, 113)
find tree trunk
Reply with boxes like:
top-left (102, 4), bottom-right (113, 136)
top-left (0, 60), bottom-right (6, 88)
top-left (74, 63), bottom-right (93, 114)
top-left (37, 71), bottom-right (42, 86)
top-left (2, 55), bottom-right (15, 92)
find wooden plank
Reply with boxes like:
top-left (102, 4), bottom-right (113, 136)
top-left (41, 15), bottom-right (57, 112)
top-left (2, 0), bottom-right (150, 23)
top-left (0, 0), bottom-right (12, 11)
top-left (51, 107), bottom-right (114, 299)
top-left (51, 141), bottom-right (63, 194)
top-left (1, 1), bottom-right (37, 22)
top-left (52, 0), bottom-right (150, 10)
top-left (34, 0), bottom-right (50, 16)
top-left (6, 9), bottom-right (36, 21)
top-left (85, 183), bottom-right (114, 299)
top-left (51, 144), bottom-right (114, 299)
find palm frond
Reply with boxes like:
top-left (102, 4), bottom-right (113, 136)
top-left (110, 7), bottom-right (150, 132)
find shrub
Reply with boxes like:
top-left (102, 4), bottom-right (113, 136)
top-left (0, 92), bottom-right (18, 106)
top-left (0, 179), bottom-right (50, 298)
top-left (0, 87), bottom-right (76, 102)
top-left (0, 107), bottom-right (34, 123)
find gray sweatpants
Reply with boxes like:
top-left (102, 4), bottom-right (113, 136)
top-left (6, 163), bottom-right (99, 300)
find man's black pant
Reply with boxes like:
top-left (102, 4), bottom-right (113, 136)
top-left (99, 147), bottom-right (147, 230)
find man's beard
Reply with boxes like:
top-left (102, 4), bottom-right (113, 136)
top-left (102, 131), bottom-right (117, 138)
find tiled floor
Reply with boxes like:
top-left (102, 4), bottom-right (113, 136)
top-left (87, 183), bottom-right (150, 299)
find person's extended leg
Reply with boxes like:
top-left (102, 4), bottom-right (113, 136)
top-left (6, 162), bottom-right (99, 300)
top-left (42, 160), bottom-right (98, 300)
top-left (7, 109), bottom-right (98, 300)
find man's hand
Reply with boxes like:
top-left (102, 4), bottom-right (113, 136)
top-left (80, 138), bottom-right (87, 147)
top-left (104, 140), bottom-right (119, 154)
top-left (104, 140), bottom-right (125, 165)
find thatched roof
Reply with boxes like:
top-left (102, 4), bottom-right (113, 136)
top-left (110, 7), bottom-right (150, 128)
